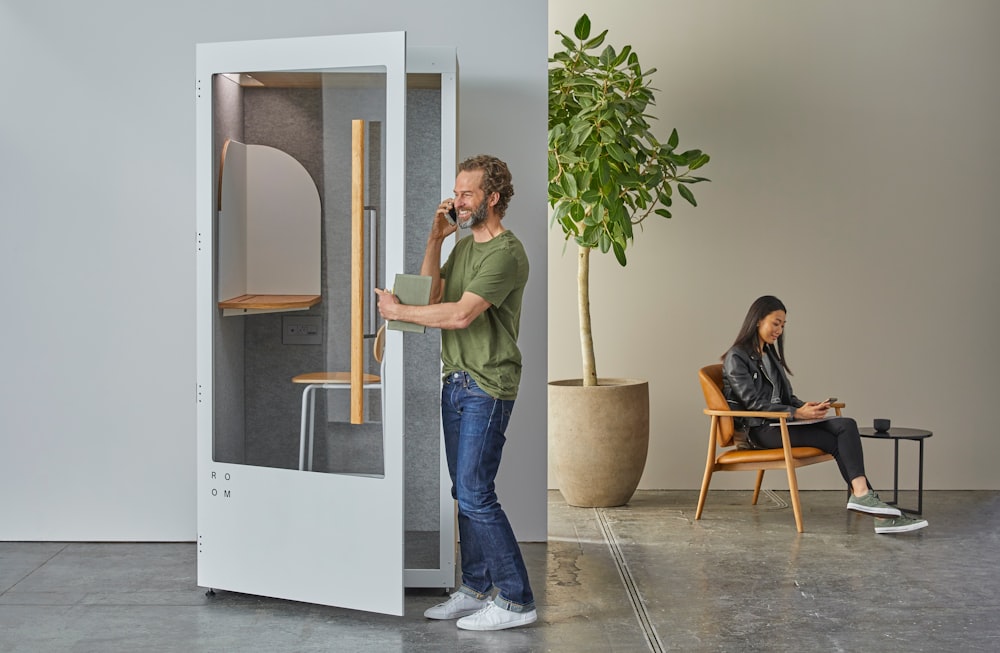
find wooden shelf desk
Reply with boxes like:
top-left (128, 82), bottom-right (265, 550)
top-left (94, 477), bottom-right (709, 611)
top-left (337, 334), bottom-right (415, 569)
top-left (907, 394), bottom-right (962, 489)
top-left (218, 294), bottom-right (321, 316)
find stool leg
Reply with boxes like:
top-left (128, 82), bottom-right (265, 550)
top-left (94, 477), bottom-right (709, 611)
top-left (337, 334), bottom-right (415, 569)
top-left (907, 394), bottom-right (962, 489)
top-left (299, 386), bottom-right (312, 471)
top-left (307, 387), bottom-right (318, 471)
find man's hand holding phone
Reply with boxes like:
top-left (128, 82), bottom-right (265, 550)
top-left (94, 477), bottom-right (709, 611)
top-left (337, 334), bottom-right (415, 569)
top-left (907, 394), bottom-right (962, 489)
top-left (429, 199), bottom-right (459, 240)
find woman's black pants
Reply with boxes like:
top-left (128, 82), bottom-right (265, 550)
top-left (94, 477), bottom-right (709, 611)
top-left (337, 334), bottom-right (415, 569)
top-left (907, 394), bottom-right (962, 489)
top-left (749, 416), bottom-right (867, 485)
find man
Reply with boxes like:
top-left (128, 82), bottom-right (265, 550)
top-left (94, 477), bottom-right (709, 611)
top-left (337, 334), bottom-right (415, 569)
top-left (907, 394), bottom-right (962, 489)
top-left (375, 155), bottom-right (534, 631)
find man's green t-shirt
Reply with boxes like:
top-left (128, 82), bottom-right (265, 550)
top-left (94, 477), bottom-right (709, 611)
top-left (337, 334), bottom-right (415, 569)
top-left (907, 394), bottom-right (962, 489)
top-left (439, 230), bottom-right (529, 400)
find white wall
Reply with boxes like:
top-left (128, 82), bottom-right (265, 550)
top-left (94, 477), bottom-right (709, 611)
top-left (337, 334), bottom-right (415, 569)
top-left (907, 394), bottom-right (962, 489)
top-left (0, 0), bottom-right (547, 540)
top-left (548, 0), bottom-right (1000, 490)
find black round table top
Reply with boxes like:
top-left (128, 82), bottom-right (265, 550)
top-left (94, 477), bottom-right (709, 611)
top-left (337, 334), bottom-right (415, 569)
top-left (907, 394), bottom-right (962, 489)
top-left (858, 426), bottom-right (932, 439)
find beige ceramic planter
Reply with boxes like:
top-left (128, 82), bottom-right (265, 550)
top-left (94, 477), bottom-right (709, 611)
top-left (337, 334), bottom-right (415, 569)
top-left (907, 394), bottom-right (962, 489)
top-left (549, 378), bottom-right (649, 507)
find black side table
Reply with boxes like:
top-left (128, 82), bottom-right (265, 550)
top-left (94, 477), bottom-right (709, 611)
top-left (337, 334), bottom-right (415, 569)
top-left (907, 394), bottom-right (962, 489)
top-left (859, 427), bottom-right (932, 515)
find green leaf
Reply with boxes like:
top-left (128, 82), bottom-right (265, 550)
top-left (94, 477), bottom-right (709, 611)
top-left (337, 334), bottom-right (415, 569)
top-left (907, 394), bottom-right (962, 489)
top-left (654, 208), bottom-right (672, 219)
top-left (680, 149), bottom-right (703, 166)
top-left (664, 151), bottom-right (687, 166)
top-left (574, 14), bottom-right (591, 40)
top-left (597, 159), bottom-right (611, 186)
top-left (678, 184), bottom-right (697, 207)
top-left (564, 77), bottom-right (602, 89)
top-left (561, 171), bottom-right (578, 198)
top-left (667, 128), bottom-right (679, 149)
top-left (606, 142), bottom-right (627, 163)
top-left (599, 231), bottom-right (611, 253)
top-left (618, 171), bottom-right (641, 187)
top-left (583, 30), bottom-right (608, 51)
top-left (612, 241), bottom-right (627, 266)
top-left (550, 200), bottom-right (571, 225)
top-left (688, 154), bottom-right (711, 171)
top-left (637, 186), bottom-right (651, 205)
top-left (611, 45), bottom-right (632, 68)
top-left (559, 215), bottom-right (578, 236)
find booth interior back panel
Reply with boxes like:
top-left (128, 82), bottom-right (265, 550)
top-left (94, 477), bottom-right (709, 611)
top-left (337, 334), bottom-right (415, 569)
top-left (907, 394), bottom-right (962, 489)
top-left (212, 79), bottom-right (444, 532)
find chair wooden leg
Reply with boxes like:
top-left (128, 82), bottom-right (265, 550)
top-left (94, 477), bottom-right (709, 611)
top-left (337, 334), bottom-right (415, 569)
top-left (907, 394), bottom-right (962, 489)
top-left (784, 461), bottom-right (805, 533)
top-left (696, 418), bottom-right (719, 520)
top-left (751, 470), bottom-right (765, 505)
top-left (696, 466), bottom-right (713, 520)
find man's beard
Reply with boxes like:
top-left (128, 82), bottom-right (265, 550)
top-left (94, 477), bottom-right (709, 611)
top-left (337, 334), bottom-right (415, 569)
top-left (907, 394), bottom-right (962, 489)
top-left (459, 197), bottom-right (489, 229)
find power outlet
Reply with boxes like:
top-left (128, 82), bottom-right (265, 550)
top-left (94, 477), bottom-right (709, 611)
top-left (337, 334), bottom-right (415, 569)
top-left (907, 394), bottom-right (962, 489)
top-left (282, 316), bottom-right (323, 345)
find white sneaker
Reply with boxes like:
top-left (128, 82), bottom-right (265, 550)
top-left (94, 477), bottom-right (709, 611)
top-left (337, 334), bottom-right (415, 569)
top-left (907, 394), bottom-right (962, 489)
top-left (424, 591), bottom-right (489, 620)
top-left (874, 514), bottom-right (929, 534)
top-left (456, 602), bottom-right (537, 631)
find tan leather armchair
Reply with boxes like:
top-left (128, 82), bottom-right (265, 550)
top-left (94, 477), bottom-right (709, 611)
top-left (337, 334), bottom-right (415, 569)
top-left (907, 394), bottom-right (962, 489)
top-left (696, 364), bottom-right (841, 533)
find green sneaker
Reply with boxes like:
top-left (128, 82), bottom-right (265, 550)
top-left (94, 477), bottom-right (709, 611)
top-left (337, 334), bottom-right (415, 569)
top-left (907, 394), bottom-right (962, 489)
top-left (847, 491), bottom-right (902, 516)
top-left (874, 514), bottom-right (929, 534)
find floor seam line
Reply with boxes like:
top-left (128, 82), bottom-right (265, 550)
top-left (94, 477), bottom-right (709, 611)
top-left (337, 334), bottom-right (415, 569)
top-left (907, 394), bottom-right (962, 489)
top-left (1, 542), bottom-right (71, 596)
top-left (595, 508), bottom-right (663, 653)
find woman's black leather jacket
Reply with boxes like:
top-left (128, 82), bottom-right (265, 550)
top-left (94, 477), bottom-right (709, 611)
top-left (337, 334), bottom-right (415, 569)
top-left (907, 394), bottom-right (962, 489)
top-left (722, 345), bottom-right (804, 430)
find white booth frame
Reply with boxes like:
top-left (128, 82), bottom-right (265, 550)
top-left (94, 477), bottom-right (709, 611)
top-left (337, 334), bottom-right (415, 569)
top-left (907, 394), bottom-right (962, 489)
top-left (195, 32), bottom-right (457, 617)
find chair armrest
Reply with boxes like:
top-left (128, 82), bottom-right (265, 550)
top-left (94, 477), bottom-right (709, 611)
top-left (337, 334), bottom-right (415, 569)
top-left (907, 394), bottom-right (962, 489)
top-left (703, 408), bottom-right (791, 420)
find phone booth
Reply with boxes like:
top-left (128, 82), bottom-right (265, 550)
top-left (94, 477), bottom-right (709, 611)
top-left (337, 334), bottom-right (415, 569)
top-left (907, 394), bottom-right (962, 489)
top-left (195, 32), bottom-right (457, 616)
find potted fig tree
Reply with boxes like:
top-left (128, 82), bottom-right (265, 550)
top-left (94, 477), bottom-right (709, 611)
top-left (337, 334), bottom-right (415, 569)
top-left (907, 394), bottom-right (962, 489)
top-left (548, 14), bottom-right (710, 506)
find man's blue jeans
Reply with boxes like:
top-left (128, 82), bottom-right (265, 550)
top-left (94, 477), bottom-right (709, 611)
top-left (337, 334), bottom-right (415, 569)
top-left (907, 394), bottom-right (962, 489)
top-left (442, 371), bottom-right (534, 612)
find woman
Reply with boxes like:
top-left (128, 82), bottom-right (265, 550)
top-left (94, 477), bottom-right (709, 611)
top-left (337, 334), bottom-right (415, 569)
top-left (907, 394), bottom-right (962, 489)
top-left (722, 295), bottom-right (928, 534)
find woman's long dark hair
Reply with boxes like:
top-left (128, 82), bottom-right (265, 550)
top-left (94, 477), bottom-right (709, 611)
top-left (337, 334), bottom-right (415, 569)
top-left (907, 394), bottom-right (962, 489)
top-left (727, 295), bottom-right (792, 374)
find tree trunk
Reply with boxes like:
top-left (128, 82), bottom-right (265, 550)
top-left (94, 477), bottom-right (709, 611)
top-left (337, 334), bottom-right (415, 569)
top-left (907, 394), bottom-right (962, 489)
top-left (578, 245), bottom-right (597, 386)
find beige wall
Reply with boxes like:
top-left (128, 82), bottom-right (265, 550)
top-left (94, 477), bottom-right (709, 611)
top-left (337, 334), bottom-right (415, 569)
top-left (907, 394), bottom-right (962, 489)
top-left (548, 0), bottom-right (1000, 490)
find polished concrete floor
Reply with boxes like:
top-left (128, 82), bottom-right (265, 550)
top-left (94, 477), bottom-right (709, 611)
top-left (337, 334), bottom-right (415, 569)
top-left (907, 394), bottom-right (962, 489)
top-left (2, 490), bottom-right (998, 652)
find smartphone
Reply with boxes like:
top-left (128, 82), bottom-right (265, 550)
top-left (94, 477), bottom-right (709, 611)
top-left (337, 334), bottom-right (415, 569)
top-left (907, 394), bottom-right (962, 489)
top-left (822, 397), bottom-right (838, 404)
top-left (446, 206), bottom-right (457, 224)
